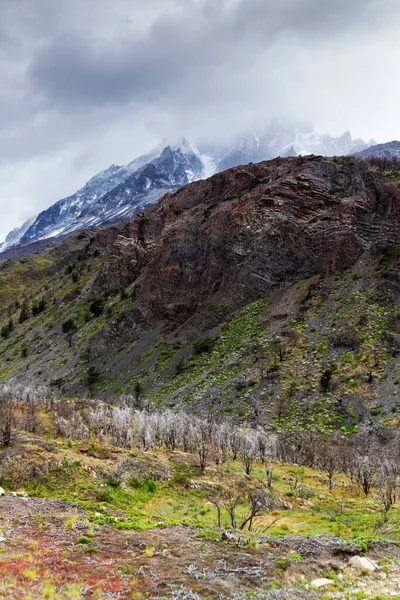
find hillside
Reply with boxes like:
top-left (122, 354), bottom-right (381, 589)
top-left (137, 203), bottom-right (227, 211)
top-left (1, 155), bottom-right (400, 431)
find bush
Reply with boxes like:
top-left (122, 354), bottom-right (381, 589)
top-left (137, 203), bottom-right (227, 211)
top-left (19, 306), bottom-right (30, 323)
top-left (77, 536), bottom-right (92, 544)
top-left (32, 299), bottom-right (46, 316)
top-left (87, 366), bottom-right (100, 385)
top-left (320, 364), bottom-right (337, 393)
top-left (62, 319), bottom-right (76, 334)
top-left (129, 477), bottom-right (157, 493)
top-left (175, 358), bottom-right (186, 375)
top-left (89, 298), bottom-right (104, 317)
top-left (193, 337), bottom-right (215, 355)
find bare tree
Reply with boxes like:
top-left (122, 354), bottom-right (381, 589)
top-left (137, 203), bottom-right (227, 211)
top-left (239, 488), bottom-right (275, 531)
top-left (223, 489), bottom-right (242, 529)
top-left (240, 434), bottom-right (257, 476)
top-left (193, 417), bottom-right (214, 472)
top-left (229, 426), bottom-right (243, 460)
top-left (0, 391), bottom-right (18, 446)
top-left (376, 460), bottom-right (399, 513)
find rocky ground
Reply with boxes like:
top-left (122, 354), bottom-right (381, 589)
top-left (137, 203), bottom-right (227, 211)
top-left (0, 497), bottom-right (400, 599)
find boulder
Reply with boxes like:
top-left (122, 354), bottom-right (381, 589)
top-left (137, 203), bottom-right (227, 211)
top-left (349, 555), bottom-right (378, 574)
top-left (311, 578), bottom-right (336, 588)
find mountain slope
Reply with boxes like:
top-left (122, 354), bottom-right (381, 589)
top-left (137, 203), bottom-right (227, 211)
top-left (2, 141), bottom-right (209, 252)
top-left (1, 156), bottom-right (400, 431)
top-left (1, 125), bottom-right (373, 255)
top-left (0, 216), bottom-right (36, 253)
top-left (352, 140), bottom-right (400, 159)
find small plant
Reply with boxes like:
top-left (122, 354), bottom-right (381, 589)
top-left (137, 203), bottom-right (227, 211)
top-left (87, 366), bottom-right (100, 385)
top-left (89, 297), bottom-right (104, 317)
top-left (19, 305), bottom-right (30, 323)
top-left (197, 530), bottom-right (222, 541)
top-left (193, 337), bottom-right (215, 355)
top-left (1, 319), bottom-right (13, 339)
top-left (62, 318), bottom-right (76, 333)
top-left (274, 557), bottom-right (289, 570)
top-left (129, 477), bottom-right (157, 493)
top-left (77, 535), bottom-right (92, 544)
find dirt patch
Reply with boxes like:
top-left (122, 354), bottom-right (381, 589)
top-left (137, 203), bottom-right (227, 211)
top-left (0, 498), bottom-right (400, 599)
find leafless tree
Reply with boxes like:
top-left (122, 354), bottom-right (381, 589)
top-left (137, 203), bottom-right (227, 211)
top-left (240, 434), bottom-right (257, 476)
top-left (239, 487), bottom-right (275, 531)
top-left (0, 392), bottom-right (18, 446)
top-left (376, 460), bottom-right (399, 513)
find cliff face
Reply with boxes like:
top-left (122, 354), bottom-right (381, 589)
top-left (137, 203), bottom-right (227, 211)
top-left (89, 156), bottom-right (395, 322)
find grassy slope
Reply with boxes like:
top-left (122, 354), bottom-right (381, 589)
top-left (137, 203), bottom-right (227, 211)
top-left (0, 427), bottom-right (397, 542)
top-left (0, 244), bottom-right (400, 433)
top-left (2, 427), bottom-right (400, 599)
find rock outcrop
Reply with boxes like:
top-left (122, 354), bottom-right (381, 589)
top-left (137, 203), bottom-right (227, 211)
top-left (88, 155), bottom-right (399, 328)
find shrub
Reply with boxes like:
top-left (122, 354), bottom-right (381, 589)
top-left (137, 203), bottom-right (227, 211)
top-left (193, 337), bottom-right (215, 355)
top-left (320, 364), bottom-right (336, 392)
top-left (129, 477), bottom-right (157, 493)
top-left (87, 366), bottom-right (100, 385)
top-left (62, 319), bottom-right (76, 334)
top-left (89, 298), bottom-right (104, 317)
top-left (19, 306), bottom-right (30, 323)
top-left (32, 299), bottom-right (46, 316)
top-left (1, 319), bottom-right (13, 339)
top-left (77, 536), bottom-right (92, 544)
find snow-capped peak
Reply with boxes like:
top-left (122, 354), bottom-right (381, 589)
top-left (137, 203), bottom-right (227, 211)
top-left (0, 125), bottom-right (374, 254)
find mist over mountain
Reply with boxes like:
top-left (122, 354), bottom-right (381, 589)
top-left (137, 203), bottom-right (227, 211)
top-left (352, 140), bottom-right (400, 160)
top-left (0, 123), bottom-right (375, 253)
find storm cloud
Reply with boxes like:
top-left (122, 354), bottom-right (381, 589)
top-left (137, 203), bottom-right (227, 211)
top-left (0, 0), bottom-right (400, 239)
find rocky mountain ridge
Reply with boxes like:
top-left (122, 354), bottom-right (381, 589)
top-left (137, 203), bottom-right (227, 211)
top-left (352, 140), bottom-right (400, 159)
top-left (0, 124), bottom-right (374, 255)
top-left (1, 141), bottom-right (207, 254)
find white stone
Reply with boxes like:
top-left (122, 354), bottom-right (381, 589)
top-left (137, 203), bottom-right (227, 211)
top-left (0, 537), bottom-right (5, 543)
top-left (311, 578), bottom-right (336, 588)
top-left (349, 556), bottom-right (378, 574)
top-left (0, 488), bottom-right (5, 497)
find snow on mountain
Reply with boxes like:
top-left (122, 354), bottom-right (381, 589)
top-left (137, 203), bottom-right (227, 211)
top-left (0, 216), bottom-right (36, 253)
top-left (4, 141), bottom-right (209, 252)
top-left (0, 125), bottom-right (375, 253)
top-left (351, 140), bottom-right (400, 160)
top-left (208, 123), bottom-right (376, 171)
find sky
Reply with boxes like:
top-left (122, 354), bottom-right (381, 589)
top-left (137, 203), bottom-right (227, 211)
top-left (0, 0), bottom-right (400, 240)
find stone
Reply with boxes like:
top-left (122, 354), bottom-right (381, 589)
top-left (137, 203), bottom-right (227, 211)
top-left (221, 531), bottom-right (236, 542)
top-left (349, 555), bottom-right (379, 574)
top-left (311, 578), bottom-right (336, 588)
top-left (0, 488), bottom-right (5, 497)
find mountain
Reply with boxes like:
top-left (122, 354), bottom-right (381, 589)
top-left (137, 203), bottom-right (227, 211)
top-left (0, 124), bottom-right (374, 254)
top-left (352, 140), bottom-right (400, 159)
top-left (0, 216), bottom-right (36, 253)
top-left (1, 140), bottom-right (210, 253)
top-left (2, 155), bottom-right (400, 433)
top-left (204, 122), bottom-right (375, 171)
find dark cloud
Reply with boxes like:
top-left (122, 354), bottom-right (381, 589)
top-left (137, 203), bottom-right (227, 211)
top-left (0, 0), bottom-right (399, 239)
top-left (28, 0), bottom-right (386, 110)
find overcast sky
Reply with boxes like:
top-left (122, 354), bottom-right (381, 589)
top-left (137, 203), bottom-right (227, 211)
top-left (0, 0), bottom-right (400, 240)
